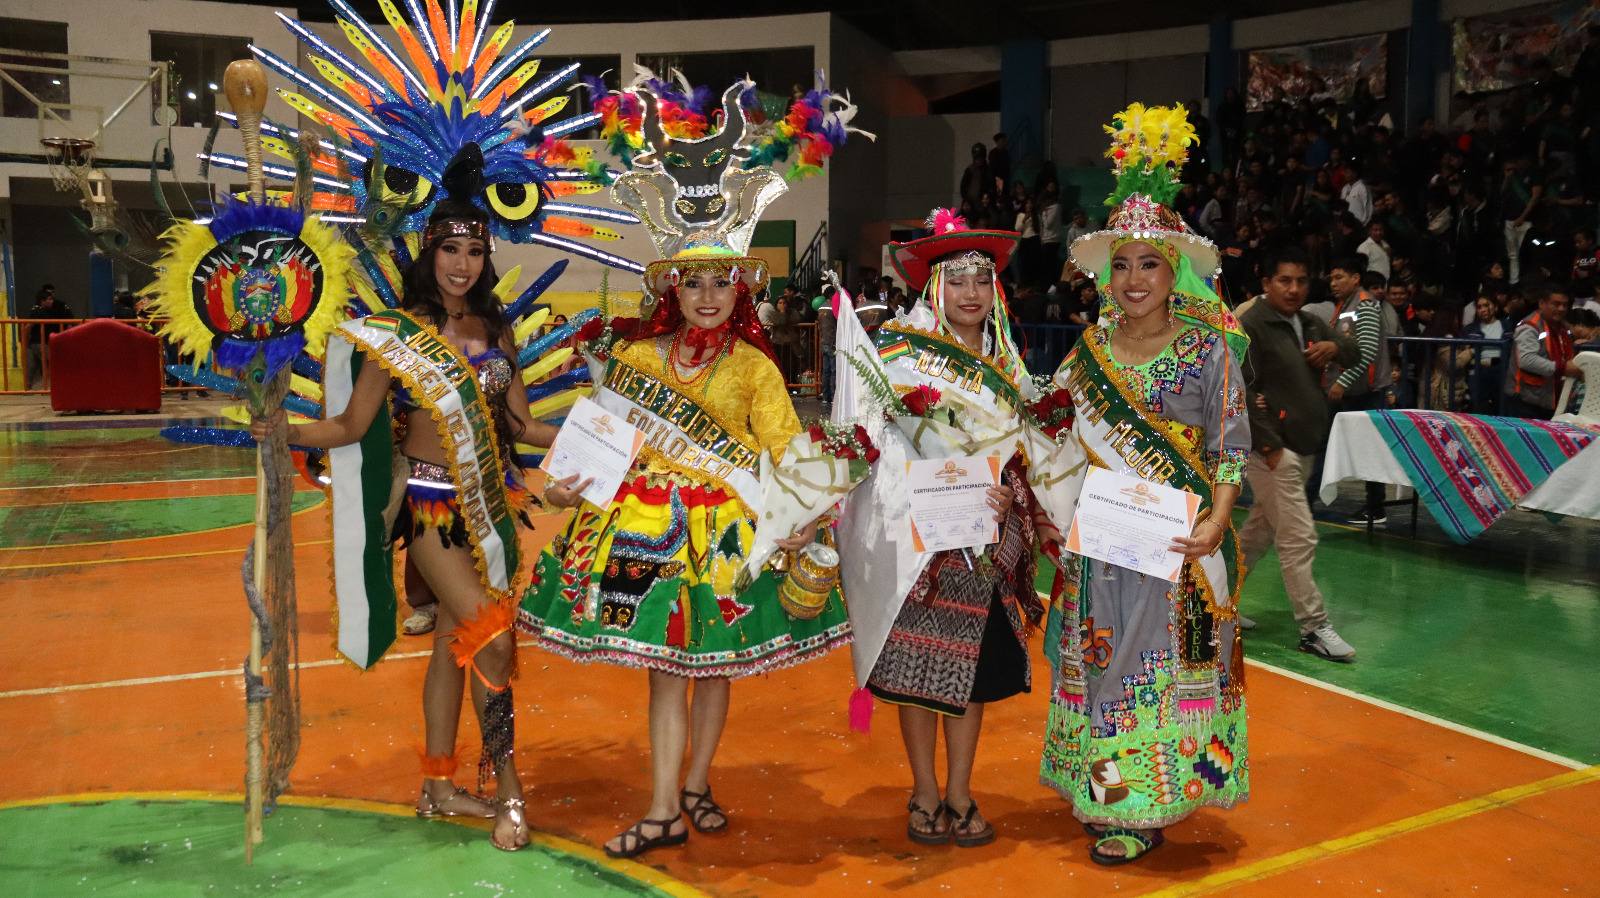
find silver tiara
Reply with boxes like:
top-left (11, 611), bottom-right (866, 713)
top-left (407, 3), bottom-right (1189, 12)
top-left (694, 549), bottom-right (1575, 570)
top-left (937, 250), bottom-right (995, 273)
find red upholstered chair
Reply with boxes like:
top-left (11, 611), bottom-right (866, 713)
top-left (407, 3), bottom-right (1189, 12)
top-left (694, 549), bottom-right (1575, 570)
top-left (49, 318), bottom-right (163, 413)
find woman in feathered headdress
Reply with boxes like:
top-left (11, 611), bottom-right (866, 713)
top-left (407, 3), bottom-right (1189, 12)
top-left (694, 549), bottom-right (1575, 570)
top-left (253, 148), bottom-right (562, 853)
top-left (1037, 103), bottom-right (1251, 865)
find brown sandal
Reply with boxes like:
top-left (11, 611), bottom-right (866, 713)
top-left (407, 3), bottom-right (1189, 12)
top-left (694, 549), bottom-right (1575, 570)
top-left (680, 787), bottom-right (728, 834)
top-left (604, 815), bottom-right (688, 859)
top-left (906, 798), bottom-right (951, 845)
top-left (948, 800), bottom-right (995, 848)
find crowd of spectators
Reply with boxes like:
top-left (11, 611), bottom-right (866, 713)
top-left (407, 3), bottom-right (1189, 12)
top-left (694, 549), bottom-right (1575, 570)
top-left (952, 38), bottom-right (1600, 414)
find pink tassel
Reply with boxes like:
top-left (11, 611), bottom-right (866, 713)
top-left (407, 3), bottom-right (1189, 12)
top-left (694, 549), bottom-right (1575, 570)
top-left (848, 687), bottom-right (874, 734)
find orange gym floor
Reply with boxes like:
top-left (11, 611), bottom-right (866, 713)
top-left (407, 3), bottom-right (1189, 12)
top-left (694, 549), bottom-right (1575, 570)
top-left (1, 417), bottom-right (1596, 896)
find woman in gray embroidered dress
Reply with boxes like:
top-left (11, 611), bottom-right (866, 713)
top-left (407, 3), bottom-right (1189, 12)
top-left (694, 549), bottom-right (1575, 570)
top-left (1038, 103), bottom-right (1251, 866)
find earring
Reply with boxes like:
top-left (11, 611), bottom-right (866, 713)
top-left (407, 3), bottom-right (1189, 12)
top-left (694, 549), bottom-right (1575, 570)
top-left (1105, 305), bottom-right (1125, 326)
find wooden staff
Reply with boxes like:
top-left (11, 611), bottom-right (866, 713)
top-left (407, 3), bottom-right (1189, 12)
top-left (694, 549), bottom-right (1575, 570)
top-left (223, 57), bottom-right (269, 863)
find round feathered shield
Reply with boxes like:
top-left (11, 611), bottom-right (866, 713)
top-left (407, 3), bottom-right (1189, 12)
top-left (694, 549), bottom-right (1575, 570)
top-left (145, 199), bottom-right (353, 376)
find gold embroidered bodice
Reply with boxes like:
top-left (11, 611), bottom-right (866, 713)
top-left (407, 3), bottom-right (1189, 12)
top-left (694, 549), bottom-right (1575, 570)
top-left (611, 337), bottom-right (801, 479)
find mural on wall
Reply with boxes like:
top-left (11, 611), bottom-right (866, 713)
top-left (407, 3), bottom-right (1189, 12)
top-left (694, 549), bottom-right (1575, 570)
top-left (1246, 34), bottom-right (1388, 112)
top-left (1452, 0), bottom-right (1599, 95)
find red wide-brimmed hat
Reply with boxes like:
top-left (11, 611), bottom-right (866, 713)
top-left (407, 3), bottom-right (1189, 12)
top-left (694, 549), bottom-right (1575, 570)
top-left (889, 209), bottom-right (1019, 292)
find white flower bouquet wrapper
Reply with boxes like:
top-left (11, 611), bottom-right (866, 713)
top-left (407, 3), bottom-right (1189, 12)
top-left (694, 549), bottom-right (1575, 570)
top-left (742, 433), bottom-right (868, 578)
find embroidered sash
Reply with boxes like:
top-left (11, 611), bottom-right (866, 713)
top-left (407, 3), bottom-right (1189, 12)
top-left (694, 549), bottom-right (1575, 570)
top-left (595, 356), bottom-right (765, 515)
top-left (327, 309), bottom-right (520, 668)
top-left (1061, 329), bottom-right (1242, 724)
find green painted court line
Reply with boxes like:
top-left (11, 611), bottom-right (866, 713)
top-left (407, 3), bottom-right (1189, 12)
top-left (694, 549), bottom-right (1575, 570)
top-left (0, 492), bottom-right (323, 548)
top-left (0, 797), bottom-right (686, 898)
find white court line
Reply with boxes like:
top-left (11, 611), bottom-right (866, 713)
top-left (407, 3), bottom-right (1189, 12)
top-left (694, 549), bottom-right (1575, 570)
top-left (8, 601), bottom-right (1588, 772)
top-left (0, 475), bottom-right (252, 493)
top-left (0, 644), bottom-right (544, 700)
top-left (0, 640), bottom-right (540, 700)
top-left (1244, 658), bottom-right (1588, 770)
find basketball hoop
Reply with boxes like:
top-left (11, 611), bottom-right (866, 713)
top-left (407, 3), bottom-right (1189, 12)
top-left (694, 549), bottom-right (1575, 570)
top-left (41, 135), bottom-right (97, 193)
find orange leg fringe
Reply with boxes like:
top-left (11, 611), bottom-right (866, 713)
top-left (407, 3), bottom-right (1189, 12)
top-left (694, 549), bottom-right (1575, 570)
top-left (448, 601), bottom-right (518, 692)
top-left (419, 750), bottom-right (459, 780)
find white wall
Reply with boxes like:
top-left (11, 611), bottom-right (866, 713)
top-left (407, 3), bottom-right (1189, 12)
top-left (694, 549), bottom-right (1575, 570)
top-left (0, 2), bottom-right (831, 302)
top-left (0, 0), bottom-right (297, 195)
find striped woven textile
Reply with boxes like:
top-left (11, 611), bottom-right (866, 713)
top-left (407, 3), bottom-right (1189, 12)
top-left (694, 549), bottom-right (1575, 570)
top-left (1370, 409), bottom-right (1598, 543)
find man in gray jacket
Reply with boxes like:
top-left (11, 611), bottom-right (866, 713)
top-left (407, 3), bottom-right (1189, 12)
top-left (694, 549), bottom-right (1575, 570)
top-left (1238, 248), bottom-right (1359, 662)
top-left (1505, 284), bottom-right (1584, 417)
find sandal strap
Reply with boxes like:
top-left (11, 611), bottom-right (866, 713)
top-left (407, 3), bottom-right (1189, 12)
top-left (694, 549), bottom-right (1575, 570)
top-left (948, 800), bottom-right (982, 830)
top-left (617, 816), bottom-right (682, 848)
top-left (905, 798), bottom-right (942, 821)
top-left (499, 797), bottom-right (526, 824)
top-left (681, 788), bottom-right (726, 826)
top-left (1093, 829), bottom-right (1161, 857)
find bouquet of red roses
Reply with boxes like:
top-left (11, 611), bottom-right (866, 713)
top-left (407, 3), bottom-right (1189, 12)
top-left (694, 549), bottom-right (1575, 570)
top-left (897, 383), bottom-right (943, 417)
top-left (806, 420), bottom-right (881, 481)
top-left (1025, 376), bottom-right (1075, 441)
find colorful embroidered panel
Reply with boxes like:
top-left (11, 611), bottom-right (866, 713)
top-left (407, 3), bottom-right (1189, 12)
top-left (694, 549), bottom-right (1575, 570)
top-left (1372, 409), bottom-right (1598, 543)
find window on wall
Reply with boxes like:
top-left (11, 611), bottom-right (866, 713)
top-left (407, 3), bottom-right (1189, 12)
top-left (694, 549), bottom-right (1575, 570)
top-left (635, 47), bottom-right (814, 116)
top-left (0, 18), bottom-right (70, 120)
top-left (149, 32), bottom-right (251, 127)
top-left (527, 54), bottom-right (622, 141)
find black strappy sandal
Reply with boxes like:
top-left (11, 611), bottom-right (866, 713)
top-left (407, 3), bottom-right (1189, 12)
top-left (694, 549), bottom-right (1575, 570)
top-left (906, 798), bottom-right (951, 845)
top-left (947, 800), bottom-right (996, 848)
top-left (680, 787), bottom-right (729, 834)
top-left (603, 816), bottom-right (688, 860)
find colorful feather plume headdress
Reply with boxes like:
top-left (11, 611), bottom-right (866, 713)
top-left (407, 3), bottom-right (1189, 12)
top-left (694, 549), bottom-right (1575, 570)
top-left (592, 66), bottom-right (873, 182)
top-left (602, 67), bottom-right (872, 300)
top-left (1103, 102), bottom-right (1197, 208)
top-left (1071, 102), bottom-right (1245, 362)
top-left (198, 0), bottom-right (642, 273)
top-left (1070, 102), bottom-right (1218, 278)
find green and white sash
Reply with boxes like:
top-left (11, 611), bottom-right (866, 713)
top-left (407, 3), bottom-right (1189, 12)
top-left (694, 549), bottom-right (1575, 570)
top-left (874, 322), bottom-right (1030, 459)
top-left (326, 309), bottom-right (519, 668)
top-left (594, 356), bottom-right (764, 515)
top-left (1060, 330), bottom-right (1240, 723)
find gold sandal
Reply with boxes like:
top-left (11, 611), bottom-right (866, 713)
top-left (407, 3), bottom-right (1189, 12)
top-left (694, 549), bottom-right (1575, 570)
top-left (415, 786), bottom-right (494, 819)
top-left (491, 797), bottom-right (530, 852)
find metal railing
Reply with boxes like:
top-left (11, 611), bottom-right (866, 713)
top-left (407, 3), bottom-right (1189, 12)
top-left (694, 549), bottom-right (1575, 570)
top-left (1389, 335), bottom-right (1514, 415)
top-left (769, 321), bottom-right (824, 396)
top-left (1015, 323), bottom-right (1086, 376)
top-left (1392, 334), bottom-right (1599, 414)
top-left (792, 222), bottom-right (827, 296)
top-left (1, 317), bottom-right (84, 394)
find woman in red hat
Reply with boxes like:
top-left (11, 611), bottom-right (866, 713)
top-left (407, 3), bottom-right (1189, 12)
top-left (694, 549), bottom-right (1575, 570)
top-left (853, 208), bottom-right (1063, 848)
